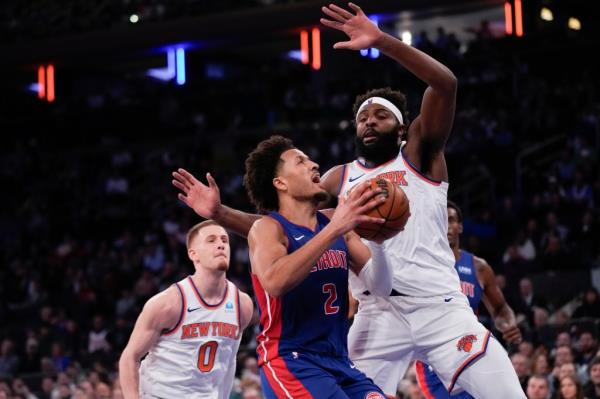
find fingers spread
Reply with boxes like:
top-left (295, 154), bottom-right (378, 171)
top-left (330, 3), bottom-right (354, 19)
top-left (320, 18), bottom-right (343, 29)
top-left (322, 6), bottom-right (347, 23)
top-left (172, 179), bottom-right (189, 193)
top-left (177, 168), bottom-right (198, 185)
top-left (348, 2), bottom-right (364, 16)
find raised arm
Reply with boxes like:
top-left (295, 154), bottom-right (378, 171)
top-left (321, 2), bottom-right (457, 178)
top-left (249, 182), bottom-right (385, 297)
top-left (172, 168), bottom-right (259, 237)
top-left (476, 256), bottom-right (522, 345)
top-left (119, 287), bottom-right (181, 399)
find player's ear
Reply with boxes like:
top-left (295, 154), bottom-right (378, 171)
top-left (188, 248), bottom-right (196, 262)
top-left (273, 176), bottom-right (287, 192)
top-left (458, 222), bottom-right (463, 235)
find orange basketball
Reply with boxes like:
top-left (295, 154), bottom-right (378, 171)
top-left (354, 178), bottom-right (410, 241)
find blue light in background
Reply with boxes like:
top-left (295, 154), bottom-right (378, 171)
top-left (176, 48), bottom-right (186, 85)
top-left (360, 15), bottom-right (380, 59)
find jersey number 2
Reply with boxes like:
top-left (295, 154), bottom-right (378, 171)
top-left (197, 341), bottom-right (218, 372)
top-left (322, 283), bottom-right (339, 315)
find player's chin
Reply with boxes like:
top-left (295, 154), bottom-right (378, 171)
top-left (215, 260), bottom-right (229, 271)
top-left (313, 189), bottom-right (328, 203)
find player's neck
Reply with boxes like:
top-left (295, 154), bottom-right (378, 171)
top-left (357, 154), bottom-right (395, 169)
top-left (191, 271), bottom-right (227, 304)
top-left (278, 199), bottom-right (318, 231)
top-left (452, 245), bottom-right (461, 261)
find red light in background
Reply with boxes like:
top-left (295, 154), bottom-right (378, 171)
top-left (46, 65), bottom-right (55, 102)
top-left (515, 0), bottom-right (523, 37)
top-left (300, 30), bottom-right (309, 65)
top-left (505, 2), bottom-right (513, 35)
top-left (311, 28), bottom-right (321, 70)
top-left (38, 66), bottom-right (45, 99)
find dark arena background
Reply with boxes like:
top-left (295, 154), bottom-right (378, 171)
top-left (1, 0), bottom-right (599, 398)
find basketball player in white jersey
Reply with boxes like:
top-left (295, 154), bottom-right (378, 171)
top-left (171, 3), bottom-right (525, 397)
top-left (119, 220), bottom-right (254, 399)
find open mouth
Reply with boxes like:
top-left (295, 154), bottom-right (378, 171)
top-left (312, 172), bottom-right (321, 183)
top-left (363, 130), bottom-right (379, 144)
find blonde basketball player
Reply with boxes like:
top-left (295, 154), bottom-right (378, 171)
top-left (119, 221), bottom-right (254, 399)
top-left (171, 3), bottom-right (525, 398)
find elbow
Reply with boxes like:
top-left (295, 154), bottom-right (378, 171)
top-left (440, 72), bottom-right (457, 96)
top-left (369, 281), bottom-right (393, 297)
top-left (261, 280), bottom-right (287, 298)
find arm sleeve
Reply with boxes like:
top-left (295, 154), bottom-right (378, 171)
top-left (357, 242), bottom-right (393, 296)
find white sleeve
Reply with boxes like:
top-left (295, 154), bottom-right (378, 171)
top-left (357, 242), bottom-right (393, 296)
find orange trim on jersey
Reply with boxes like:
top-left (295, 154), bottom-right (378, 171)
top-left (263, 356), bottom-right (314, 398)
top-left (352, 156), bottom-right (398, 172)
top-left (415, 361), bottom-right (435, 399)
top-left (401, 151), bottom-right (442, 186)
top-left (161, 282), bottom-right (186, 336)
top-left (188, 276), bottom-right (229, 310)
top-left (337, 163), bottom-right (349, 196)
top-left (448, 331), bottom-right (491, 393)
top-left (235, 287), bottom-right (241, 338)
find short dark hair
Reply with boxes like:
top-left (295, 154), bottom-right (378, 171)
top-left (447, 200), bottom-right (463, 223)
top-left (243, 135), bottom-right (295, 214)
top-left (352, 87), bottom-right (408, 125)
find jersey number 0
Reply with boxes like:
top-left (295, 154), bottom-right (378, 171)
top-left (197, 341), bottom-right (218, 372)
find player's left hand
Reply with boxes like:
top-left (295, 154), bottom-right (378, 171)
top-left (500, 324), bottom-right (522, 345)
top-left (320, 3), bottom-right (384, 50)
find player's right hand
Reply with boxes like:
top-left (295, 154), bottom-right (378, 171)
top-left (172, 169), bottom-right (222, 219)
top-left (330, 181), bottom-right (385, 236)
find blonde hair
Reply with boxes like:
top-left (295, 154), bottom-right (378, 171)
top-left (186, 220), bottom-right (220, 249)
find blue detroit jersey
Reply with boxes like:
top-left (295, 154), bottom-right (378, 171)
top-left (252, 211), bottom-right (350, 365)
top-left (455, 250), bottom-right (483, 312)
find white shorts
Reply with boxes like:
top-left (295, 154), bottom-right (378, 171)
top-left (348, 290), bottom-right (491, 395)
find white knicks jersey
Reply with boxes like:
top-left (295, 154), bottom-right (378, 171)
top-left (340, 150), bottom-right (461, 298)
top-left (139, 277), bottom-right (242, 399)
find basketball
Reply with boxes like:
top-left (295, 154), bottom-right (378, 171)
top-left (355, 178), bottom-right (410, 241)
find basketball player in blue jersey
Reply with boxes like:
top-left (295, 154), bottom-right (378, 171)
top-left (172, 3), bottom-right (525, 397)
top-left (243, 135), bottom-right (390, 398)
top-left (415, 201), bottom-right (522, 399)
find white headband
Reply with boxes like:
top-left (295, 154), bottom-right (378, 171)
top-left (356, 96), bottom-right (404, 125)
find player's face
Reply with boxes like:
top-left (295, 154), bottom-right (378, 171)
top-left (447, 207), bottom-right (463, 247)
top-left (190, 225), bottom-right (230, 272)
top-left (275, 149), bottom-right (327, 203)
top-left (355, 103), bottom-right (403, 163)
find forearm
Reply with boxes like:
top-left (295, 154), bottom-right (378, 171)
top-left (493, 304), bottom-right (518, 330)
top-left (375, 33), bottom-right (456, 92)
top-left (263, 225), bottom-right (340, 296)
top-left (357, 242), bottom-right (393, 296)
top-left (215, 205), bottom-right (260, 238)
top-left (119, 353), bottom-right (141, 399)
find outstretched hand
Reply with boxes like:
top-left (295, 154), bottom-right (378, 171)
top-left (320, 2), bottom-right (384, 50)
top-left (172, 169), bottom-right (221, 219)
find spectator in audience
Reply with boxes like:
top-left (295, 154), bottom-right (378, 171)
top-left (556, 375), bottom-right (586, 399)
top-left (584, 357), bottom-right (600, 399)
top-left (512, 352), bottom-right (532, 392)
top-left (527, 374), bottom-right (551, 399)
top-left (573, 289), bottom-right (600, 319)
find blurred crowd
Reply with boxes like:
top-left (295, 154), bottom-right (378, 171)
top-left (1, 15), bottom-right (599, 399)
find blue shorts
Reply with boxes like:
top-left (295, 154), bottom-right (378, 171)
top-left (416, 361), bottom-right (474, 399)
top-left (260, 351), bottom-right (385, 399)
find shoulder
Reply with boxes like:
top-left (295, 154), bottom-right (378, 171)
top-left (237, 290), bottom-right (254, 329)
top-left (249, 216), bottom-right (284, 239)
top-left (473, 255), bottom-right (495, 285)
top-left (142, 284), bottom-right (183, 328)
top-left (321, 164), bottom-right (347, 196)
